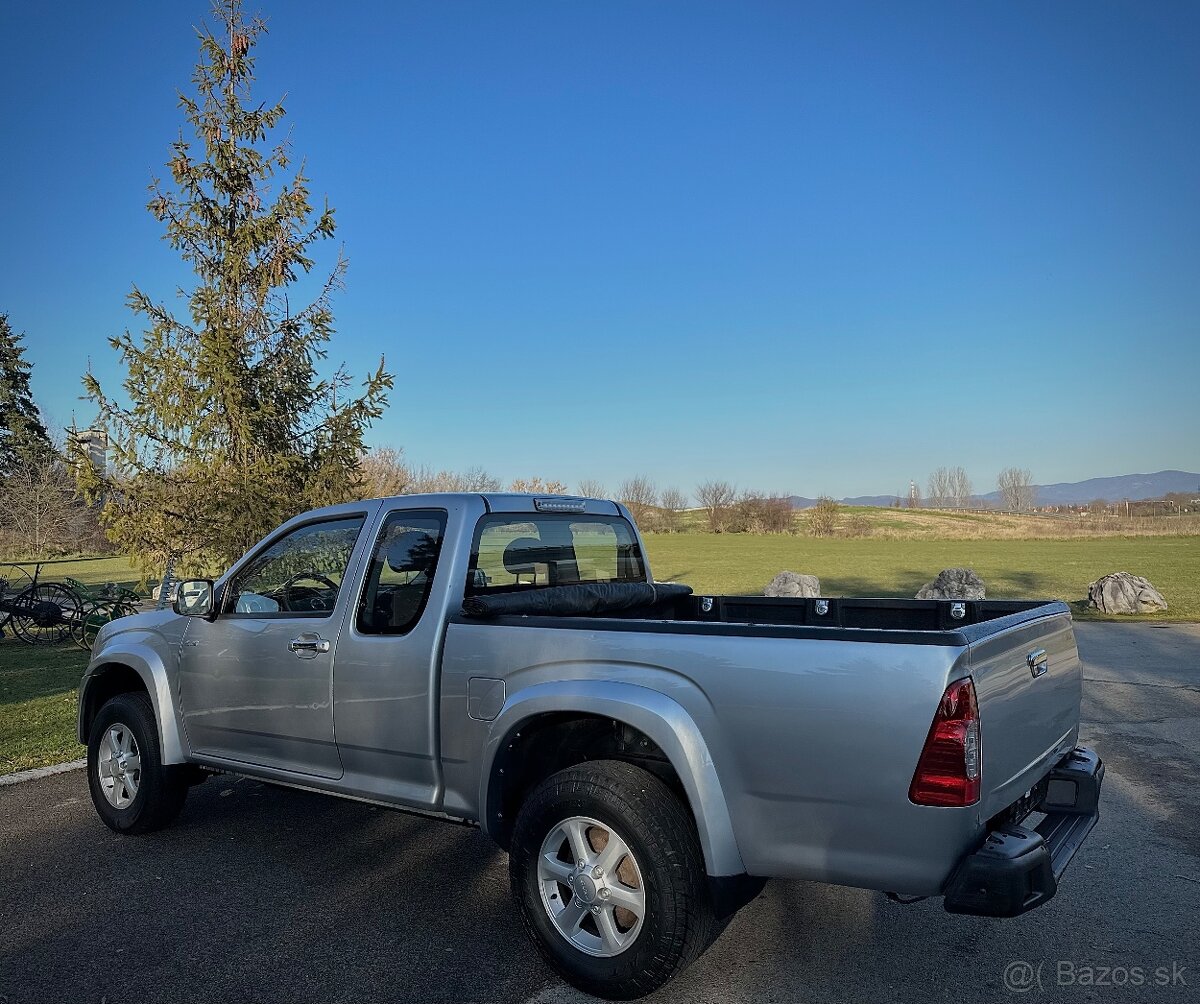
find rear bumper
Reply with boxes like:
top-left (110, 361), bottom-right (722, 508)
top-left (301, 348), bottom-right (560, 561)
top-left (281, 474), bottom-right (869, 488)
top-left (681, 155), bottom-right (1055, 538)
top-left (943, 746), bottom-right (1103, 917)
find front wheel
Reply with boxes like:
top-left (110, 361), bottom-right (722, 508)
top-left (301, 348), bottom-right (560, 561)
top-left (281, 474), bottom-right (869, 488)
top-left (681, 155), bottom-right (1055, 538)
top-left (510, 760), bottom-right (718, 1000)
top-left (87, 693), bottom-right (189, 834)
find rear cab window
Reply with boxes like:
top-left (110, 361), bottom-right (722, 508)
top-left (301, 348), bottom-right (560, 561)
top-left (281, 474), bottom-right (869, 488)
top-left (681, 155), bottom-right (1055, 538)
top-left (357, 510), bottom-right (448, 634)
top-left (467, 514), bottom-right (647, 594)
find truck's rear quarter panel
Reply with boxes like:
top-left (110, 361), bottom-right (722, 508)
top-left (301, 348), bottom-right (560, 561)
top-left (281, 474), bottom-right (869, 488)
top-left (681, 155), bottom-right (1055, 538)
top-left (442, 620), bottom-right (1001, 895)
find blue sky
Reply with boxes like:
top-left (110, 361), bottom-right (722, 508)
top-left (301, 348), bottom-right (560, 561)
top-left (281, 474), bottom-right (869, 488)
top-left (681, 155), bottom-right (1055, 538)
top-left (2, 1), bottom-right (1197, 501)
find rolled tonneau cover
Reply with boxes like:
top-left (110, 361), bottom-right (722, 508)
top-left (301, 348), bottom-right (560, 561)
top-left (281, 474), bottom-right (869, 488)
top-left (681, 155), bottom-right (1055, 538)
top-left (461, 581), bottom-right (693, 618)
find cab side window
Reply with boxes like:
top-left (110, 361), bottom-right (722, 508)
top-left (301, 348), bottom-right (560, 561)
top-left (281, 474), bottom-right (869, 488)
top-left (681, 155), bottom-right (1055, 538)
top-left (225, 516), bottom-right (365, 617)
top-left (357, 511), bottom-right (447, 634)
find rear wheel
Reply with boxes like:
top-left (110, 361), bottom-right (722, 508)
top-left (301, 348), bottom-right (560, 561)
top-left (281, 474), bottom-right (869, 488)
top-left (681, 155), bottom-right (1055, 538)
top-left (87, 693), bottom-right (189, 834)
top-left (510, 760), bottom-right (717, 999)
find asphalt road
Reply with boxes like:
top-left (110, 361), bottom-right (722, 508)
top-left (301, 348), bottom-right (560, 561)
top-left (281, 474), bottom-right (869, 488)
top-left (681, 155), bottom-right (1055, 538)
top-left (2, 623), bottom-right (1198, 1004)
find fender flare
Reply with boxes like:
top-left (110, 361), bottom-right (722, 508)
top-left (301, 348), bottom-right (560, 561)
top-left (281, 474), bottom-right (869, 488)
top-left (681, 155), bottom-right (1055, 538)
top-left (479, 679), bottom-right (745, 876)
top-left (78, 639), bottom-right (188, 764)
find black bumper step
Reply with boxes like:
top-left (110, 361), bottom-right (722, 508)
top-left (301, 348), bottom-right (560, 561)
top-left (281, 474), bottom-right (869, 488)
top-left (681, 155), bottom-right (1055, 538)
top-left (943, 746), bottom-right (1104, 917)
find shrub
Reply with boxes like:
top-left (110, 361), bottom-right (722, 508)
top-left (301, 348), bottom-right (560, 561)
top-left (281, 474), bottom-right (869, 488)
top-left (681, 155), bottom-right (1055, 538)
top-left (807, 496), bottom-right (840, 537)
top-left (730, 493), bottom-right (796, 534)
top-left (843, 513), bottom-right (872, 537)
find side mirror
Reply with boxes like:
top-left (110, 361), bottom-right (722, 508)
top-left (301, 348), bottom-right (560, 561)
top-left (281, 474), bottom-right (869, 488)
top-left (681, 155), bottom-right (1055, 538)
top-left (174, 579), bottom-right (216, 617)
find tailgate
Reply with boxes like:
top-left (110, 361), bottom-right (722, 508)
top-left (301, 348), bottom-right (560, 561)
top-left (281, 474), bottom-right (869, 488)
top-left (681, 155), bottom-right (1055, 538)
top-left (969, 608), bottom-right (1082, 819)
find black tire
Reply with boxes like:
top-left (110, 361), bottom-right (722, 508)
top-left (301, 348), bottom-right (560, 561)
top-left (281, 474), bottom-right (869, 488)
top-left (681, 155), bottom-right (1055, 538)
top-left (87, 692), bottom-right (189, 835)
top-left (510, 760), bottom-right (718, 1000)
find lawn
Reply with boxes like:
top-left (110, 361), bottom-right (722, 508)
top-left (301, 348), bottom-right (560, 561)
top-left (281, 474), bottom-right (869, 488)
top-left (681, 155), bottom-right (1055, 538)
top-left (0, 555), bottom-right (141, 775)
top-left (2, 554), bottom-right (144, 593)
top-left (0, 643), bottom-right (87, 775)
top-left (642, 533), bottom-right (1199, 621)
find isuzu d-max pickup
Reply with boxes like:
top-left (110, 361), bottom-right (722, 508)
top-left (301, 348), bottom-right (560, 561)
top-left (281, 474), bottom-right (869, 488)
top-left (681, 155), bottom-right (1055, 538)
top-left (80, 493), bottom-right (1102, 998)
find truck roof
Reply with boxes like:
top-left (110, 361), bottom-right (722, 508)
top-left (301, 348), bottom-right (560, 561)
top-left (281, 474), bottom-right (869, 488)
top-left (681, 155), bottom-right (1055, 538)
top-left (302, 493), bottom-right (626, 520)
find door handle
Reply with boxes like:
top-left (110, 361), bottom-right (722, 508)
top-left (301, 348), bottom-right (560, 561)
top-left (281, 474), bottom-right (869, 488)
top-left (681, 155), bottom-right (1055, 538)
top-left (289, 635), bottom-right (331, 657)
top-left (1027, 648), bottom-right (1049, 679)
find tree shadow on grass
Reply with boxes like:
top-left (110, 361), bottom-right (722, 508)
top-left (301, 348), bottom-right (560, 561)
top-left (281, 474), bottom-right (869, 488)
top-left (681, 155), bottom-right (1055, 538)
top-left (818, 571), bottom-right (929, 598)
top-left (0, 642), bottom-right (86, 704)
top-left (824, 568), bottom-right (1081, 603)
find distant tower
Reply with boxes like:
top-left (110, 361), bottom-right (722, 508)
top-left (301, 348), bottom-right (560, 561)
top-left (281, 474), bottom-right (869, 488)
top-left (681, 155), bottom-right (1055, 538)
top-left (67, 421), bottom-right (108, 474)
top-left (909, 480), bottom-right (919, 507)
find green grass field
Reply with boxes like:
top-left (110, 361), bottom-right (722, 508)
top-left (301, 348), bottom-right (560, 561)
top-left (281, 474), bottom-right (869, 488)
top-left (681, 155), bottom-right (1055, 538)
top-left (2, 554), bottom-right (143, 593)
top-left (0, 643), bottom-right (87, 774)
top-left (642, 533), bottom-right (1199, 621)
top-left (0, 556), bottom-right (141, 774)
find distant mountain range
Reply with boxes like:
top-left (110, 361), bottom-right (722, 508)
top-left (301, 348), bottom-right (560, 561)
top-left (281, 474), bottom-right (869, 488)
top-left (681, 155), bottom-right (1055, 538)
top-left (787, 470), bottom-right (1200, 510)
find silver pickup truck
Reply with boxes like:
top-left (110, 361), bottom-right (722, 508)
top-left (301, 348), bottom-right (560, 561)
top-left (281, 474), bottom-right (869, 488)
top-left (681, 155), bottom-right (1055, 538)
top-left (80, 493), bottom-right (1103, 999)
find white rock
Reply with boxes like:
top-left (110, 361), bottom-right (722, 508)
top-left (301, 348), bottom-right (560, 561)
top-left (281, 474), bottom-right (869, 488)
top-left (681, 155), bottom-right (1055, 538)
top-left (764, 571), bottom-right (821, 598)
top-left (1087, 572), bottom-right (1167, 614)
top-left (916, 568), bottom-right (986, 600)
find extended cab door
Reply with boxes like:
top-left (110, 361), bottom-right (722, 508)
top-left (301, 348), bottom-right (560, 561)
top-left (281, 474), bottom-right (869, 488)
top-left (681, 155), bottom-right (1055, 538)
top-left (330, 497), bottom-right (475, 809)
top-left (178, 512), bottom-right (370, 778)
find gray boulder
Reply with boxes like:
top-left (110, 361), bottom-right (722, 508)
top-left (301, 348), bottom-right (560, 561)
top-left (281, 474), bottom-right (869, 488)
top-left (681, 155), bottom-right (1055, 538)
top-left (765, 571), bottom-right (821, 598)
top-left (1087, 572), bottom-right (1167, 615)
top-left (916, 568), bottom-right (986, 600)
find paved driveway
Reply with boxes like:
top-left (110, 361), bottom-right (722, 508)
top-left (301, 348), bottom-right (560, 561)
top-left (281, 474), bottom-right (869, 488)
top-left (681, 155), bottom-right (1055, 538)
top-left (1, 623), bottom-right (1197, 1004)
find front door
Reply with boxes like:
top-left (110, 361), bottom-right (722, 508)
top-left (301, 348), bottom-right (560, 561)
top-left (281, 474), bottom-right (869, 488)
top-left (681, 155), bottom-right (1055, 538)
top-left (178, 514), bottom-right (367, 778)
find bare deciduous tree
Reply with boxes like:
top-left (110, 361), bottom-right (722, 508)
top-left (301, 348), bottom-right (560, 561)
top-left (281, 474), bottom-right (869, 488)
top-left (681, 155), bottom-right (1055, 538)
top-left (354, 448), bottom-right (502, 498)
top-left (949, 466), bottom-right (973, 507)
top-left (0, 455), bottom-right (79, 555)
top-left (510, 477), bottom-right (568, 495)
top-left (460, 466), bottom-right (501, 492)
top-left (618, 476), bottom-right (659, 528)
top-left (927, 468), bottom-right (952, 508)
top-left (696, 479), bottom-right (737, 532)
top-left (401, 465), bottom-right (495, 494)
top-left (355, 446), bottom-right (413, 499)
top-left (577, 479), bottom-right (607, 500)
top-left (928, 466), bottom-right (974, 508)
top-left (660, 487), bottom-right (688, 511)
top-left (658, 486), bottom-right (688, 533)
top-left (998, 467), bottom-right (1035, 511)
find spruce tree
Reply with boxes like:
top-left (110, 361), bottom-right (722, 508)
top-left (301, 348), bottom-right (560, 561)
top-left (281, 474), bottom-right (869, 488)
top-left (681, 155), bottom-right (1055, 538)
top-left (83, 1), bottom-right (391, 574)
top-left (0, 313), bottom-right (54, 475)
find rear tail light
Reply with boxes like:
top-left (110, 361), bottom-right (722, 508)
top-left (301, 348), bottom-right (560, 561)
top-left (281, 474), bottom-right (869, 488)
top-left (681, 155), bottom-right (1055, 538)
top-left (910, 677), bottom-right (981, 807)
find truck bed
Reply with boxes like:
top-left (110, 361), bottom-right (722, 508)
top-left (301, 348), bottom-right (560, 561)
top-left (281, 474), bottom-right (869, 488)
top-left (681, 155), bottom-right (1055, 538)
top-left (442, 592), bottom-right (1080, 893)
